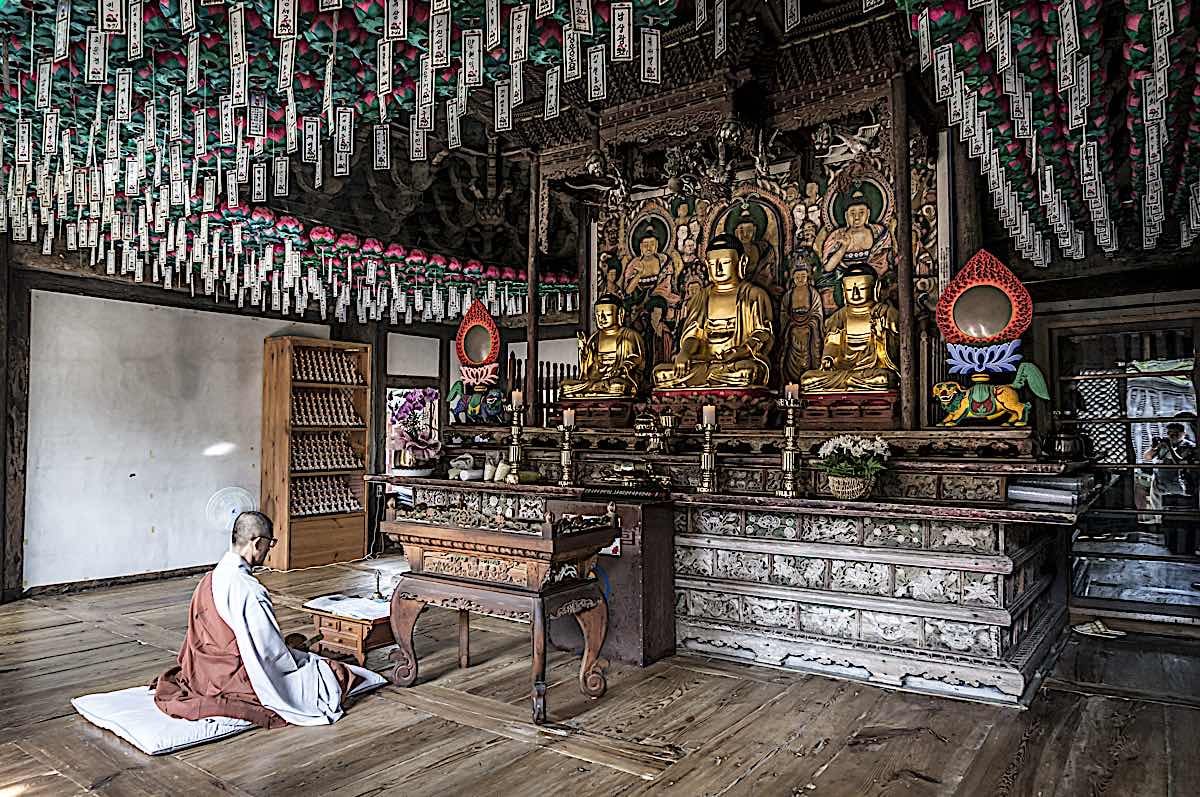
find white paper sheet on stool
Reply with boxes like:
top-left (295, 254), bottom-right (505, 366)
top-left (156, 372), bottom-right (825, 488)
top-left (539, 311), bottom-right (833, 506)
top-left (303, 594), bottom-right (391, 621)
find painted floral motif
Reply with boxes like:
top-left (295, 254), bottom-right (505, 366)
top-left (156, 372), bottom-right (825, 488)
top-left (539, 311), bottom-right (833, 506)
top-left (743, 597), bottom-right (799, 629)
top-left (865, 518), bottom-right (924, 548)
top-left (803, 515), bottom-right (861, 544)
top-left (715, 551), bottom-right (770, 583)
top-left (771, 555), bottom-right (828, 589)
top-left (894, 567), bottom-right (960, 603)
top-left (698, 509), bottom-right (741, 536)
top-left (860, 611), bottom-right (921, 646)
top-left (962, 575), bottom-right (1000, 607)
top-left (930, 521), bottom-right (996, 552)
top-left (683, 589), bottom-right (741, 622)
top-left (675, 546), bottom-right (714, 577)
top-left (799, 605), bottom-right (857, 639)
top-left (830, 561), bottom-right (889, 595)
top-left (747, 512), bottom-right (802, 540)
top-left (925, 620), bottom-right (998, 658)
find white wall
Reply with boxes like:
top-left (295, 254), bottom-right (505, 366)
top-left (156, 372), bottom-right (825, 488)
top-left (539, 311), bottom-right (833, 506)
top-left (386, 333), bottom-right (440, 377)
top-left (23, 291), bottom-right (327, 589)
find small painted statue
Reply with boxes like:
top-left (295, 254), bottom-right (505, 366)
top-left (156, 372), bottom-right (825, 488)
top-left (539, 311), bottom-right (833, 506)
top-left (933, 346), bottom-right (1049, 427)
top-left (448, 382), bottom-right (506, 424)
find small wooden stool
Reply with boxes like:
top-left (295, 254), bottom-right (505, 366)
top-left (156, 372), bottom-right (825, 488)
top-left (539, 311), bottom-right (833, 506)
top-left (308, 608), bottom-right (395, 666)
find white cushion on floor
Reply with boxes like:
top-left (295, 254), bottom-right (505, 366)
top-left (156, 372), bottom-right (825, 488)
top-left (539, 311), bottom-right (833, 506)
top-left (71, 664), bottom-right (387, 755)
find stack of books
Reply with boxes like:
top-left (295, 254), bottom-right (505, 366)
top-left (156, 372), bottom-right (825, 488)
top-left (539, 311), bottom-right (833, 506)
top-left (1007, 473), bottom-right (1096, 507)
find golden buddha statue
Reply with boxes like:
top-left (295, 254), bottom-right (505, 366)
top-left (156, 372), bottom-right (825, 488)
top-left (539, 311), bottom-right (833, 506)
top-left (560, 295), bottom-right (645, 398)
top-left (652, 234), bottom-right (774, 389)
top-left (801, 264), bottom-right (899, 393)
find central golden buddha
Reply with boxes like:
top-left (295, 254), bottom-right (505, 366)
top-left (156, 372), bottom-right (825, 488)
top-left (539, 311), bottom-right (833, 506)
top-left (652, 234), bottom-right (774, 389)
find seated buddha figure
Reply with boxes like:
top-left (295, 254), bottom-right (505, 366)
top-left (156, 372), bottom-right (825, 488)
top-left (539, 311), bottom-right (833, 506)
top-left (801, 264), bottom-right (899, 393)
top-left (652, 234), bottom-right (774, 389)
top-left (560, 296), bottom-right (645, 398)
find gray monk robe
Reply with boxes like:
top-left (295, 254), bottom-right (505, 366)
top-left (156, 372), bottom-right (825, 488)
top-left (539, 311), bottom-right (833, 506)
top-left (153, 553), bottom-right (356, 727)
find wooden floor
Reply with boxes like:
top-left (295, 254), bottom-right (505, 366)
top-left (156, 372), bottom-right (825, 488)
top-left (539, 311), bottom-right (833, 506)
top-left (2, 557), bottom-right (1198, 796)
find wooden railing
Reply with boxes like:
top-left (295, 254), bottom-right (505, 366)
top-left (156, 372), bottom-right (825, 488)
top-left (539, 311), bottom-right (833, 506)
top-left (506, 353), bottom-right (581, 427)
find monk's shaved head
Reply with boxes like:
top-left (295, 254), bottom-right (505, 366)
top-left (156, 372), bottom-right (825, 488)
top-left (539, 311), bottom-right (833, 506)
top-left (232, 511), bottom-right (274, 547)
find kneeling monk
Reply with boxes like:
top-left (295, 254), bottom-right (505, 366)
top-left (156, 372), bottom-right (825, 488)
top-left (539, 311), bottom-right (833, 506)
top-left (153, 511), bottom-right (357, 727)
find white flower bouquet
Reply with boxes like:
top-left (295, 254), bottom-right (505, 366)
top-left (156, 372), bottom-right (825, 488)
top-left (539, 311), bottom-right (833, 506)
top-left (814, 434), bottom-right (891, 480)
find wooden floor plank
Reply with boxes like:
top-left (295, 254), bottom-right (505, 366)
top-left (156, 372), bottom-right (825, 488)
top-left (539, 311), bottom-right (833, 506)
top-left (1053, 696), bottom-right (1171, 797)
top-left (1165, 705), bottom-right (1200, 795)
top-left (0, 740), bottom-right (85, 795)
top-left (378, 684), bottom-right (682, 780)
top-left (16, 716), bottom-right (254, 797)
top-left (397, 744), bottom-right (640, 797)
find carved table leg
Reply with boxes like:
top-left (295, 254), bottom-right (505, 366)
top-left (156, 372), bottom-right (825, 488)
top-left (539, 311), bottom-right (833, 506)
top-left (388, 593), bottom-right (425, 687)
top-left (531, 598), bottom-right (547, 725)
top-left (574, 587), bottom-right (608, 699)
top-left (458, 610), bottom-right (470, 669)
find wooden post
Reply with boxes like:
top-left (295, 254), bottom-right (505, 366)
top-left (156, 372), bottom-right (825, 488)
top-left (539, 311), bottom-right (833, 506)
top-left (526, 152), bottom-right (542, 426)
top-left (892, 73), bottom-right (917, 431)
top-left (952, 137), bottom-right (981, 272)
top-left (576, 203), bottom-right (592, 333)
top-left (2, 263), bottom-right (30, 603)
top-left (437, 335), bottom-right (451, 432)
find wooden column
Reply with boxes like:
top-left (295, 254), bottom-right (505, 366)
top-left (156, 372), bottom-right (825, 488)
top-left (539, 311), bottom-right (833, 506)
top-left (2, 260), bottom-right (31, 603)
top-left (892, 73), bottom-right (917, 431)
top-left (952, 137), bottom-right (982, 271)
top-left (576, 202), bottom-right (592, 332)
top-left (526, 152), bottom-right (541, 426)
top-left (437, 335), bottom-right (451, 432)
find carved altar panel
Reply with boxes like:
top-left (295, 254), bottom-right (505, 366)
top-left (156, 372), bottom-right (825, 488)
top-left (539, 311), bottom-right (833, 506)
top-left (829, 561), bottom-right (890, 596)
top-left (742, 596), bottom-right (800, 630)
top-left (802, 515), bottom-right (862, 544)
top-left (681, 589), bottom-right (742, 623)
top-left (962, 574), bottom-right (1002, 608)
top-left (941, 475), bottom-right (1004, 503)
top-left (893, 567), bottom-right (961, 604)
top-left (924, 620), bottom-right (1000, 659)
top-left (929, 521), bottom-right (998, 554)
top-left (421, 551), bottom-right (530, 587)
top-left (864, 517), bottom-right (925, 549)
top-left (675, 546), bottom-right (715, 577)
top-left (714, 551), bottom-right (770, 584)
top-left (860, 611), bottom-right (922, 648)
top-left (770, 555), bottom-right (829, 590)
top-left (746, 511), bottom-right (802, 540)
top-left (696, 508), bottom-right (741, 536)
top-left (798, 604), bottom-right (857, 640)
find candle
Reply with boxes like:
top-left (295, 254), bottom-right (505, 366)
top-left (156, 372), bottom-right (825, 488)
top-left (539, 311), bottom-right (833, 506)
top-left (562, 408), bottom-right (576, 428)
top-left (511, 389), bottom-right (523, 408)
top-left (701, 404), bottom-right (717, 426)
top-left (785, 383), bottom-right (800, 400)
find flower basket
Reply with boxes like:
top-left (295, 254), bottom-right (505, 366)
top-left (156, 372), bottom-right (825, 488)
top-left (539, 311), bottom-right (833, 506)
top-left (827, 474), bottom-right (875, 501)
top-left (814, 434), bottom-right (890, 501)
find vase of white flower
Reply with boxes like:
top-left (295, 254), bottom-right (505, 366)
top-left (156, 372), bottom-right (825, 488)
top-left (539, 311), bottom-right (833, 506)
top-left (814, 434), bottom-right (891, 501)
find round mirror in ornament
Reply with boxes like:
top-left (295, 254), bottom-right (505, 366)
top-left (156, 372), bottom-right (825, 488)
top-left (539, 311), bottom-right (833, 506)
top-left (455, 299), bottom-right (501, 367)
top-left (935, 250), bottom-right (1033, 345)
top-left (951, 285), bottom-right (1014, 340)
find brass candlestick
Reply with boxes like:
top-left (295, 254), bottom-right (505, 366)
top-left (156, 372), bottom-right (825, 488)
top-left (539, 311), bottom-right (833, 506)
top-left (557, 425), bottom-right (577, 488)
top-left (696, 419), bottom-right (720, 494)
top-left (776, 396), bottom-right (803, 498)
top-left (507, 403), bottom-right (526, 469)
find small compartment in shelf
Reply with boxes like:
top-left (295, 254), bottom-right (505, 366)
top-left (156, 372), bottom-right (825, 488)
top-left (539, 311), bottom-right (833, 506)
top-left (291, 387), bottom-right (365, 427)
top-left (292, 346), bottom-right (367, 386)
top-left (290, 474), bottom-right (364, 518)
top-left (291, 431), bottom-right (365, 473)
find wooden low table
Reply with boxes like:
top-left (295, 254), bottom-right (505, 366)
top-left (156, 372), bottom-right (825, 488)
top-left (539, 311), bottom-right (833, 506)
top-left (389, 573), bottom-right (607, 724)
top-left (376, 480), bottom-right (619, 724)
top-left (305, 599), bottom-right (395, 666)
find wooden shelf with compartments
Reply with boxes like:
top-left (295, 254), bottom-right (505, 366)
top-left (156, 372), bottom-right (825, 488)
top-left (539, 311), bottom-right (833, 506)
top-left (261, 336), bottom-right (372, 570)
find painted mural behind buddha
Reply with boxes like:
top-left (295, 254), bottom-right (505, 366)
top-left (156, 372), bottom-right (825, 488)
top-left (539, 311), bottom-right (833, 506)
top-left (593, 108), bottom-right (939, 389)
